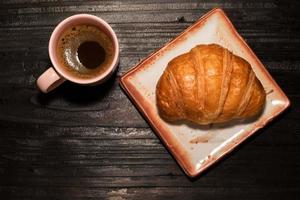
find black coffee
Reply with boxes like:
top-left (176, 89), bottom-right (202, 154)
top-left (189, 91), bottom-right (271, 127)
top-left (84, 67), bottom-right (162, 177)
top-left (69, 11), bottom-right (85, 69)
top-left (57, 25), bottom-right (114, 79)
top-left (77, 41), bottom-right (106, 69)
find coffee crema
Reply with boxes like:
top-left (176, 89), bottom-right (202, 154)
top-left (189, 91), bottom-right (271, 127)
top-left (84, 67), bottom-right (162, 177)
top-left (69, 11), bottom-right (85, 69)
top-left (56, 24), bottom-right (114, 79)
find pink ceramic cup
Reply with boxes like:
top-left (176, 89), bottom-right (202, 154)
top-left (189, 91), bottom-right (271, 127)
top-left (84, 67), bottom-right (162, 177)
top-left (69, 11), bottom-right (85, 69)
top-left (37, 14), bottom-right (119, 93)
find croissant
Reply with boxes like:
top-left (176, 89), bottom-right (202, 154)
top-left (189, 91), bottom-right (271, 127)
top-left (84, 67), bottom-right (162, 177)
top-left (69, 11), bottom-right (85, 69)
top-left (156, 44), bottom-right (266, 125)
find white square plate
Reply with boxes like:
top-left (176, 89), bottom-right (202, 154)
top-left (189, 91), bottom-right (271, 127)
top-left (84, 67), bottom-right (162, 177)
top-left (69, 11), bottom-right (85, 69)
top-left (120, 8), bottom-right (290, 177)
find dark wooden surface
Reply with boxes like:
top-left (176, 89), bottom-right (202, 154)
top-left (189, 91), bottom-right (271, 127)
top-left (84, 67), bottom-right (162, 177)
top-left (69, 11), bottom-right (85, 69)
top-left (0, 0), bottom-right (300, 199)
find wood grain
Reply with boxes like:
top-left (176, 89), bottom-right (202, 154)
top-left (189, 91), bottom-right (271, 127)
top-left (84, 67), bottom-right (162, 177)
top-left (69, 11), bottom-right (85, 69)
top-left (0, 0), bottom-right (300, 199)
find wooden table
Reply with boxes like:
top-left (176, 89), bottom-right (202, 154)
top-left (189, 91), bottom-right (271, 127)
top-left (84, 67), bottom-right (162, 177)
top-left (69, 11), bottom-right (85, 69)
top-left (1, 1), bottom-right (299, 199)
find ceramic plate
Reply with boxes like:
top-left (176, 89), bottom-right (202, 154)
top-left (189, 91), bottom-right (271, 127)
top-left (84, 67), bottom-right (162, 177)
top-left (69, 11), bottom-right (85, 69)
top-left (120, 8), bottom-right (290, 177)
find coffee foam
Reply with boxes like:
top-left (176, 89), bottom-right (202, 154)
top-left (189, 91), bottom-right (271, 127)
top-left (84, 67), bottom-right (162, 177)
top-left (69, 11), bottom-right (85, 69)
top-left (56, 25), bottom-right (114, 79)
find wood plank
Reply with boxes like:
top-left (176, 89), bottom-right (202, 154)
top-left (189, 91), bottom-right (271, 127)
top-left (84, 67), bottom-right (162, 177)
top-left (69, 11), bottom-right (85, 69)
top-left (0, 2), bottom-right (298, 32)
top-left (1, 186), bottom-right (299, 200)
top-left (0, 116), bottom-right (300, 169)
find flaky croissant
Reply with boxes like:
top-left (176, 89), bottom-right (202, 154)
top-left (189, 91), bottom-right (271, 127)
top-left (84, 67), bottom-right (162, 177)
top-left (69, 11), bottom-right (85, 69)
top-left (156, 44), bottom-right (266, 125)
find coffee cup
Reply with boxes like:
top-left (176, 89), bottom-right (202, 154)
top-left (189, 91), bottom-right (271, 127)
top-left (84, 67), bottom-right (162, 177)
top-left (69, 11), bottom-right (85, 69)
top-left (37, 14), bottom-right (119, 93)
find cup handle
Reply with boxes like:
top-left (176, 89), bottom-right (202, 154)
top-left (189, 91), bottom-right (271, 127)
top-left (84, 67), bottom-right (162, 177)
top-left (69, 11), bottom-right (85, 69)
top-left (37, 67), bottom-right (65, 93)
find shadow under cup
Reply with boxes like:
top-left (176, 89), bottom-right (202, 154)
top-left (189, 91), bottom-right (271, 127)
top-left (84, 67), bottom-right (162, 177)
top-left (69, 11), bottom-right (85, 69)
top-left (49, 14), bottom-right (119, 85)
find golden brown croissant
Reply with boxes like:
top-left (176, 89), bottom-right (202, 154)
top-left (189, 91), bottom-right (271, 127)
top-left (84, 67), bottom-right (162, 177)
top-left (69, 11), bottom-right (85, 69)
top-left (156, 44), bottom-right (266, 125)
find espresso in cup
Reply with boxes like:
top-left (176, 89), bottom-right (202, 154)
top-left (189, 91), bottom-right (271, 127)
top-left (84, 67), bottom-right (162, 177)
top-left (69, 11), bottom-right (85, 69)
top-left (56, 24), bottom-right (114, 79)
top-left (37, 14), bottom-right (119, 93)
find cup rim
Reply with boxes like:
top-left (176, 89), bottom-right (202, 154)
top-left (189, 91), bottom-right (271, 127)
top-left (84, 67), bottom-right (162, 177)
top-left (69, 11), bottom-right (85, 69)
top-left (48, 14), bottom-right (119, 85)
